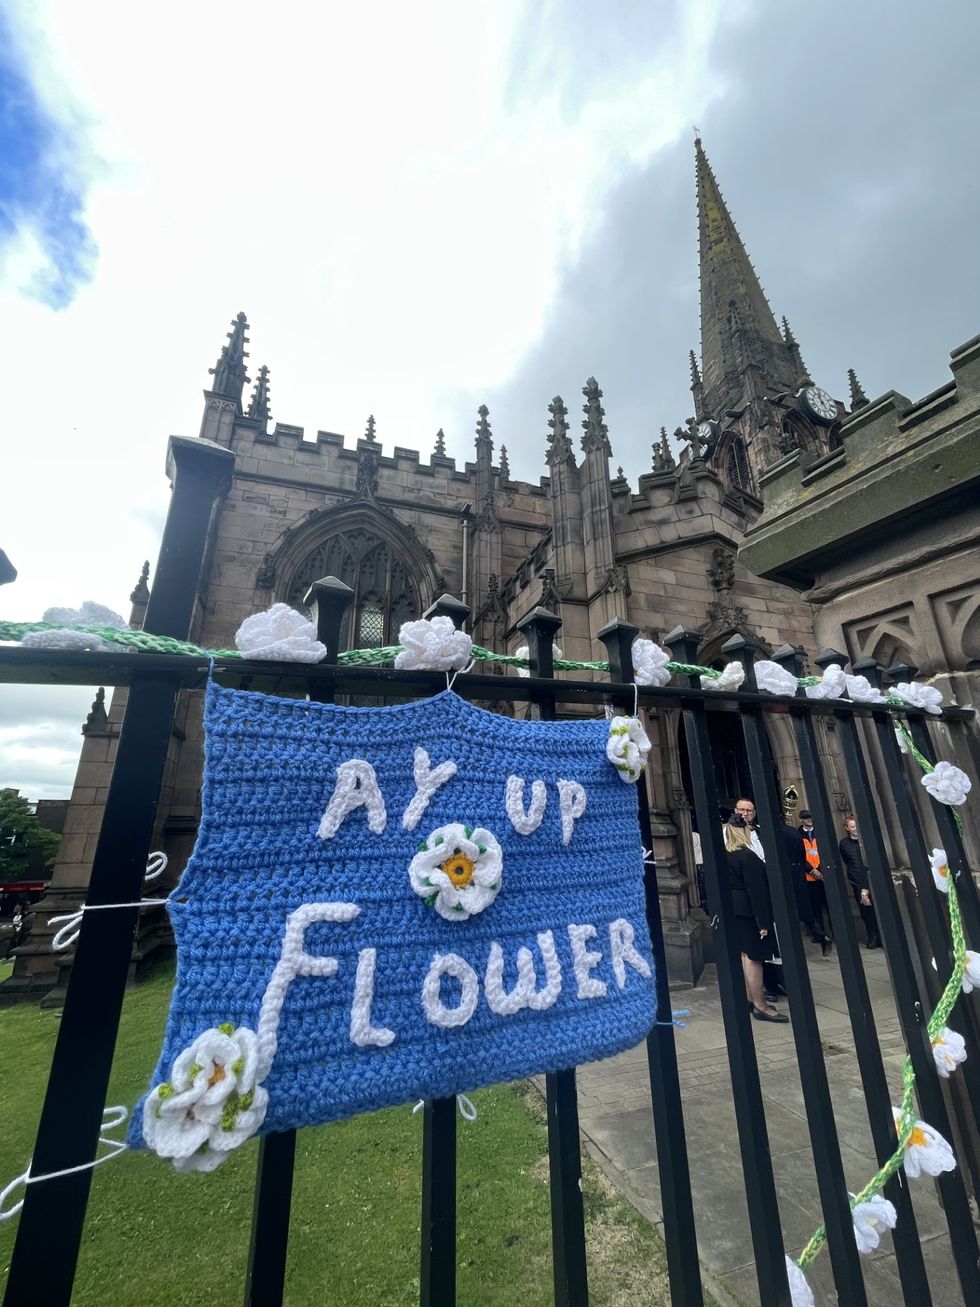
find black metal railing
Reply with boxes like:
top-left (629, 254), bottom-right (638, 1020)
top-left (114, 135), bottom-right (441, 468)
top-left (1, 439), bottom-right (978, 1306)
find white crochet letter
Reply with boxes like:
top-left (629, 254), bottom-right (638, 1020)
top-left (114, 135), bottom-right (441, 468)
top-left (401, 748), bottom-right (458, 832)
top-left (484, 931), bottom-right (562, 1015)
top-left (505, 775), bottom-right (548, 835)
top-left (557, 779), bottom-right (587, 846)
top-left (609, 918), bottom-right (652, 989)
top-left (256, 901), bottom-right (360, 1078)
top-left (317, 759), bottom-right (387, 839)
top-left (349, 947), bottom-right (396, 1048)
top-left (568, 923), bottom-right (607, 999)
top-left (421, 952), bottom-right (480, 1028)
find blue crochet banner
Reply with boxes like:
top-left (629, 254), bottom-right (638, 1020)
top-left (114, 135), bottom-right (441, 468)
top-left (134, 683), bottom-right (656, 1171)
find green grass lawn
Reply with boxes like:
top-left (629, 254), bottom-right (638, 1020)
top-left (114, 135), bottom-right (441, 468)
top-left (0, 964), bottom-right (674, 1305)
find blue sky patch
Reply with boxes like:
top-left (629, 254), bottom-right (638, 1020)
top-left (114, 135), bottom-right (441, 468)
top-left (0, 18), bottom-right (97, 309)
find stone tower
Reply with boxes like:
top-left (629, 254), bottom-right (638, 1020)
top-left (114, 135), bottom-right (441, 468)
top-left (691, 137), bottom-right (845, 496)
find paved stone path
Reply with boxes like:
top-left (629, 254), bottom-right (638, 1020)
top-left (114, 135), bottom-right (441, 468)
top-left (568, 948), bottom-right (967, 1305)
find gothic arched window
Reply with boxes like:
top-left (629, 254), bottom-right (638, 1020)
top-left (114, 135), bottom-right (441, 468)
top-left (286, 528), bottom-right (420, 649)
top-left (726, 437), bottom-right (751, 492)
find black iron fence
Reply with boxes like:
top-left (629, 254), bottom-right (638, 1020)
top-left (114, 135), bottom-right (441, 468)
top-left (1, 441), bottom-right (978, 1306)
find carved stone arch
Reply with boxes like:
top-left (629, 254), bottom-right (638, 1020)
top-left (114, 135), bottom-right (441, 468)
top-left (258, 504), bottom-right (442, 650)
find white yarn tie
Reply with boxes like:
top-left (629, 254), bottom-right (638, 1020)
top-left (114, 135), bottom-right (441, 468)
top-left (0, 1107), bottom-right (129, 1221)
top-left (445, 658), bottom-right (475, 693)
top-left (412, 1095), bottom-right (479, 1122)
top-left (50, 897), bottom-right (169, 953)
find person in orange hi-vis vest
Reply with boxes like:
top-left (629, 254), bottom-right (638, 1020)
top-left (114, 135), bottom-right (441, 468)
top-left (799, 810), bottom-right (832, 947)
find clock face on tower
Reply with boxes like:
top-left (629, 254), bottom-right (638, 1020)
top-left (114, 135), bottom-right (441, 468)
top-left (799, 385), bottom-right (838, 424)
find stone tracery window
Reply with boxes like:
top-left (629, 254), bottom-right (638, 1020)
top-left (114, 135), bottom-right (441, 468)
top-left (286, 528), bottom-right (420, 649)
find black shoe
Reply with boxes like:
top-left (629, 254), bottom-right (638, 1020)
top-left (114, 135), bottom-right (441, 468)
top-left (866, 937), bottom-right (881, 949)
top-left (821, 938), bottom-right (833, 957)
top-left (752, 1006), bottom-right (789, 1024)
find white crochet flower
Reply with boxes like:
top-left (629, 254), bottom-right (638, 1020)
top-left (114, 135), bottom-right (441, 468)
top-left (22, 601), bottom-right (129, 653)
top-left (784, 1257), bottom-right (814, 1306)
top-left (632, 638), bottom-right (671, 687)
top-left (754, 661), bottom-right (798, 696)
top-left (514, 641), bottom-right (562, 678)
top-left (931, 1026), bottom-right (967, 1079)
top-left (892, 681), bottom-right (943, 715)
top-left (852, 1194), bottom-right (897, 1254)
top-left (804, 663), bottom-right (847, 700)
top-left (606, 715), bottom-right (651, 783)
top-left (395, 616), bottom-right (472, 672)
top-left (929, 848), bottom-right (949, 894)
top-left (143, 1024), bottom-right (268, 1171)
top-left (844, 674), bottom-right (887, 704)
top-left (892, 1108), bottom-right (957, 1178)
top-left (409, 823), bottom-right (503, 921)
top-left (701, 662), bottom-right (745, 692)
top-left (235, 603), bottom-right (326, 663)
top-left (962, 951), bottom-right (980, 994)
top-left (921, 761), bottom-right (972, 806)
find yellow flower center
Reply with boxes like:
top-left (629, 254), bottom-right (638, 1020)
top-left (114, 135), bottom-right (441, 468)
top-left (908, 1124), bottom-right (927, 1149)
top-left (442, 852), bottom-right (476, 888)
top-left (208, 1063), bottom-right (226, 1088)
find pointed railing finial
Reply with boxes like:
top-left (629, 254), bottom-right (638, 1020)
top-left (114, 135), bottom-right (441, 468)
top-left (848, 368), bottom-right (868, 410)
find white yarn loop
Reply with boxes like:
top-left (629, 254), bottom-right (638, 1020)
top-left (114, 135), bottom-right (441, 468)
top-left (50, 897), bottom-right (169, 952)
top-left (144, 851), bottom-right (168, 882)
top-left (445, 658), bottom-right (476, 692)
top-left (0, 1106), bottom-right (129, 1221)
top-left (412, 1095), bottom-right (478, 1122)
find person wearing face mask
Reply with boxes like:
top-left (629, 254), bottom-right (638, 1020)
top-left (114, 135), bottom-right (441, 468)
top-left (799, 810), bottom-right (832, 947)
top-left (838, 815), bottom-right (881, 948)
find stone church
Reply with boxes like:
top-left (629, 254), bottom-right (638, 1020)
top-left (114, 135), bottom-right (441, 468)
top-left (7, 138), bottom-right (977, 1001)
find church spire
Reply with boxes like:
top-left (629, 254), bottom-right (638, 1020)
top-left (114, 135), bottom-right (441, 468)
top-left (247, 365), bottom-right (271, 423)
top-left (581, 377), bottom-right (611, 455)
top-left (208, 311), bottom-right (251, 405)
top-left (695, 137), bottom-right (793, 417)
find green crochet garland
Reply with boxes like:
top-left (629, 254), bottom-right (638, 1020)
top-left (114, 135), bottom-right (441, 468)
top-left (795, 722), bottom-right (969, 1280)
top-left (0, 620), bottom-right (907, 700)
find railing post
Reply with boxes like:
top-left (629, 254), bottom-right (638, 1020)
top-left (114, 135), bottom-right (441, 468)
top-left (722, 633), bottom-right (869, 1306)
top-left (417, 593), bottom-right (469, 1307)
top-left (598, 619), bottom-right (703, 1306)
top-left (515, 605), bottom-right (588, 1307)
top-left (3, 437), bottom-right (235, 1307)
top-left (243, 576), bottom-right (354, 1307)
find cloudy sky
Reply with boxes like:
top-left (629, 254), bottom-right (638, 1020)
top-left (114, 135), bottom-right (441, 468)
top-left (1, 0), bottom-right (978, 798)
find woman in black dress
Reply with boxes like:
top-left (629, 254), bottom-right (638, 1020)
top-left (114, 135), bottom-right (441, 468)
top-left (723, 819), bottom-right (789, 1023)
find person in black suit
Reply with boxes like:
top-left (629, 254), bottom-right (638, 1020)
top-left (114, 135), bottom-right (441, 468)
top-left (838, 815), bottom-right (881, 948)
top-left (780, 820), bottom-right (833, 955)
top-left (723, 816), bottom-right (789, 1023)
